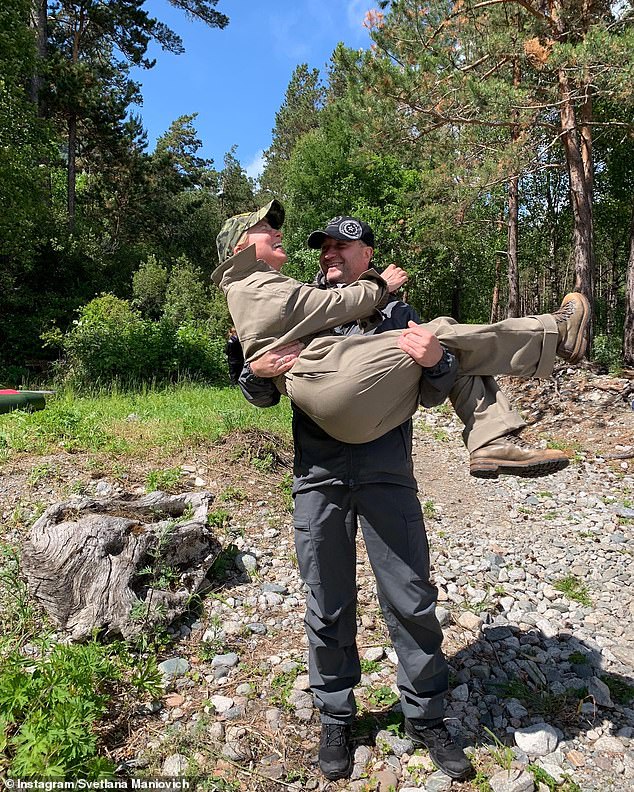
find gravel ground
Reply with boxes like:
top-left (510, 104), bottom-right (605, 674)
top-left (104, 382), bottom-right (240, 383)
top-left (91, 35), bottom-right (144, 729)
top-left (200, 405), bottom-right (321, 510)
top-left (2, 368), bottom-right (634, 790)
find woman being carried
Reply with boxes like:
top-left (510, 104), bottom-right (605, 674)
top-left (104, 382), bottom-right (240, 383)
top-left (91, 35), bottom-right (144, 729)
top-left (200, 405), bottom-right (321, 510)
top-left (212, 201), bottom-right (589, 445)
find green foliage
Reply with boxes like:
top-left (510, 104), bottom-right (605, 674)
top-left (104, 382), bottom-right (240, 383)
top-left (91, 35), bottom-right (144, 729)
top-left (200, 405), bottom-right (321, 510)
top-left (133, 254), bottom-right (169, 319)
top-left (592, 334), bottom-right (623, 373)
top-left (553, 575), bottom-right (592, 607)
top-left (0, 543), bottom-right (37, 645)
top-left (260, 63), bottom-right (324, 199)
top-left (163, 257), bottom-right (212, 325)
top-left (0, 384), bottom-right (292, 459)
top-left (279, 472), bottom-right (294, 514)
top-left (600, 674), bottom-right (634, 705)
top-left (527, 764), bottom-right (582, 792)
top-left (367, 685), bottom-right (399, 708)
top-left (218, 486), bottom-right (247, 502)
top-left (269, 666), bottom-right (302, 711)
top-left (144, 467), bottom-right (182, 493)
top-left (0, 638), bottom-right (161, 779)
top-left (482, 726), bottom-right (513, 770)
top-left (207, 509), bottom-right (231, 529)
top-left (43, 294), bottom-right (225, 388)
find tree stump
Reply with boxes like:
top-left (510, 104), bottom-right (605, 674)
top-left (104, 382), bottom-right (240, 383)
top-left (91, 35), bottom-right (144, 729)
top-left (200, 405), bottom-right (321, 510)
top-left (22, 491), bottom-right (221, 640)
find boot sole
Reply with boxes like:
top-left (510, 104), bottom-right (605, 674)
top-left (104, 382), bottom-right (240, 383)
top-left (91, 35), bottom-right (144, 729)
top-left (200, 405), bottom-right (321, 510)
top-left (560, 292), bottom-right (591, 364)
top-left (320, 754), bottom-right (353, 780)
top-left (470, 458), bottom-right (569, 479)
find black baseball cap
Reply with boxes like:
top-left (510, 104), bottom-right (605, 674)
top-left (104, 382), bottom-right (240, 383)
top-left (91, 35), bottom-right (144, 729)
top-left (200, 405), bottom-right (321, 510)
top-left (307, 216), bottom-right (375, 249)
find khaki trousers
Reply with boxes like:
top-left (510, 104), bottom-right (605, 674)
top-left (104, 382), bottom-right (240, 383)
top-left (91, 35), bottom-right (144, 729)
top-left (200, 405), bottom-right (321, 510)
top-left (282, 314), bottom-right (558, 445)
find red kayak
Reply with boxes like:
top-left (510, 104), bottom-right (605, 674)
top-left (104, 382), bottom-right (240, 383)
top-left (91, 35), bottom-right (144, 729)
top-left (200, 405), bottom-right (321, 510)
top-left (0, 389), bottom-right (49, 414)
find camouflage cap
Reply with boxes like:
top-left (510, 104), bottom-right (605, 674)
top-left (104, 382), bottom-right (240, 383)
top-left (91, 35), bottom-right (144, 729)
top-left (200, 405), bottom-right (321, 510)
top-left (216, 199), bottom-right (285, 263)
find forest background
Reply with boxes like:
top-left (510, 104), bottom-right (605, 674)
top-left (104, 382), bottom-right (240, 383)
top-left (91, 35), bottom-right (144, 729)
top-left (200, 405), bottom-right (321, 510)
top-left (1, 0), bottom-right (633, 388)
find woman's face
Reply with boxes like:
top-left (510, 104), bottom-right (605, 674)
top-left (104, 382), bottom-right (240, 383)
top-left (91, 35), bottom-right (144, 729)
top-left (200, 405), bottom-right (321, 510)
top-left (243, 219), bottom-right (287, 270)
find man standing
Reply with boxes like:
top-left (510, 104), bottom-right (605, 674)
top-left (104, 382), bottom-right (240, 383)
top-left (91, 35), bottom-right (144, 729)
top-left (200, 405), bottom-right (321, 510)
top-left (235, 208), bottom-right (473, 781)
top-left (225, 205), bottom-right (584, 781)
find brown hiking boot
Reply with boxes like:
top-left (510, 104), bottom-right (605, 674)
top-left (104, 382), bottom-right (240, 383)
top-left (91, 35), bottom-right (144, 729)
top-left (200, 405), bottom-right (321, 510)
top-left (553, 292), bottom-right (590, 364)
top-left (470, 433), bottom-right (569, 479)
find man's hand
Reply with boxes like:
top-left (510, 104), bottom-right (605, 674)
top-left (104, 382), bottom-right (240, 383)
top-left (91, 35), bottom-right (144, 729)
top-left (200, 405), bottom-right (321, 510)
top-left (398, 321), bottom-right (444, 367)
top-left (381, 263), bottom-right (409, 293)
top-left (250, 341), bottom-right (304, 378)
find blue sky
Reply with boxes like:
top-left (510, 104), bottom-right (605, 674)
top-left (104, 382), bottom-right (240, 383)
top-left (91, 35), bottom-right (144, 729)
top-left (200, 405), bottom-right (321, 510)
top-left (133, 0), bottom-right (374, 180)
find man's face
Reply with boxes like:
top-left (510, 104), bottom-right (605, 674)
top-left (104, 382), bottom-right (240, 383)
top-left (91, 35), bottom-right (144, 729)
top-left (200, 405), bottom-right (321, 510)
top-left (319, 237), bottom-right (373, 285)
top-left (241, 219), bottom-right (287, 270)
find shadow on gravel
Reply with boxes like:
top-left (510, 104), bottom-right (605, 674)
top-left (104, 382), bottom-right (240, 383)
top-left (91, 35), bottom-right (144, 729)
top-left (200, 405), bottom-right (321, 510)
top-left (445, 623), bottom-right (634, 748)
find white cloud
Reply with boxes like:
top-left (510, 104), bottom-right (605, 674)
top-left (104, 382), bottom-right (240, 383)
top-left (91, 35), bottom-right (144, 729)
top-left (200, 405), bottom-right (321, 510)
top-left (245, 150), bottom-right (265, 182)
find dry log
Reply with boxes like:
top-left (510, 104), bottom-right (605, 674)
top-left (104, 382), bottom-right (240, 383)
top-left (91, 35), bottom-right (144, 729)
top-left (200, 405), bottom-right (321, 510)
top-left (22, 490), bottom-right (220, 641)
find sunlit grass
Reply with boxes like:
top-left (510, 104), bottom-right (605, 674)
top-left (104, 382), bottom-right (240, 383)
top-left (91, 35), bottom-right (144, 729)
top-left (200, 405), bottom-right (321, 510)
top-left (0, 382), bottom-right (292, 461)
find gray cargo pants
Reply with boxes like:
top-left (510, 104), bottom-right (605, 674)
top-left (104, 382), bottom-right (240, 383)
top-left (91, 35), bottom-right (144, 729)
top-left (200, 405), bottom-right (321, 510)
top-left (293, 483), bottom-right (448, 724)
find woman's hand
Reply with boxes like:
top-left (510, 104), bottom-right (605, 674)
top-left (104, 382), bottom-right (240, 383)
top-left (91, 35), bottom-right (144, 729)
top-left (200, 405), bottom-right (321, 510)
top-left (381, 263), bottom-right (409, 293)
top-left (250, 341), bottom-right (304, 377)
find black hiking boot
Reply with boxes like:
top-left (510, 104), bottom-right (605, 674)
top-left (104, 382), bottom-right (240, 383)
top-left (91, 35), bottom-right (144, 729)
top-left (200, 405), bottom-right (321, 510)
top-left (404, 718), bottom-right (474, 780)
top-left (318, 723), bottom-right (353, 780)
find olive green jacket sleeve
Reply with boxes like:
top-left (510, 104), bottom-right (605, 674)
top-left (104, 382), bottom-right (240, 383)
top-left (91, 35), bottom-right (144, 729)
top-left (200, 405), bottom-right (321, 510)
top-left (211, 245), bottom-right (389, 362)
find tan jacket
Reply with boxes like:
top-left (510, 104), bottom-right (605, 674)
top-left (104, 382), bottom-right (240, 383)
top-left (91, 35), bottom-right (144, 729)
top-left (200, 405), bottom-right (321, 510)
top-left (211, 244), bottom-right (389, 362)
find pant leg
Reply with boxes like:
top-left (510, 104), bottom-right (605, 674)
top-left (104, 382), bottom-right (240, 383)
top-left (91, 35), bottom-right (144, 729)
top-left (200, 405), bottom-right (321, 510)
top-left (283, 314), bottom-right (556, 445)
top-left (293, 487), bottom-right (360, 724)
top-left (425, 314), bottom-right (558, 379)
top-left (357, 484), bottom-right (448, 721)
top-left (450, 374), bottom-right (526, 452)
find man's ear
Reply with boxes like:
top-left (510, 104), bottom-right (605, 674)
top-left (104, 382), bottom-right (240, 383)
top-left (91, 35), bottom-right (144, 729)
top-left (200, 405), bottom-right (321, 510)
top-left (365, 246), bottom-right (375, 265)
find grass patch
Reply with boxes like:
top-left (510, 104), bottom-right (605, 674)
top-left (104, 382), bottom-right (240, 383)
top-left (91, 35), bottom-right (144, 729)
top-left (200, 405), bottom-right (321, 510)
top-left (279, 472), bottom-right (294, 513)
top-left (482, 726), bottom-right (513, 770)
top-left (269, 666), bottom-right (302, 711)
top-left (145, 466), bottom-right (182, 493)
top-left (528, 764), bottom-right (582, 792)
top-left (0, 383), bottom-right (292, 460)
top-left (0, 543), bottom-right (39, 645)
top-left (490, 677), bottom-right (587, 720)
top-left (546, 439), bottom-right (584, 463)
top-left (422, 499), bottom-right (437, 518)
top-left (207, 508), bottom-right (231, 529)
top-left (600, 674), bottom-right (634, 705)
top-left (553, 575), bottom-right (592, 607)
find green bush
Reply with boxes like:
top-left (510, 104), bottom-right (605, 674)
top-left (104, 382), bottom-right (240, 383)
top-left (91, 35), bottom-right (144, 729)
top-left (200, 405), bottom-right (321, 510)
top-left (132, 254), bottom-right (169, 319)
top-left (0, 638), bottom-right (162, 779)
top-left (44, 294), bottom-right (225, 388)
top-left (163, 257), bottom-right (211, 325)
top-left (592, 334), bottom-right (623, 373)
top-left (175, 321), bottom-right (225, 378)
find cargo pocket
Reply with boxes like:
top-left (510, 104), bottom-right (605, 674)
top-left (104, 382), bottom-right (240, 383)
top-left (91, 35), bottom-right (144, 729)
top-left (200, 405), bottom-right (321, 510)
top-left (405, 512), bottom-right (431, 584)
top-left (293, 518), bottom-right (321, 585)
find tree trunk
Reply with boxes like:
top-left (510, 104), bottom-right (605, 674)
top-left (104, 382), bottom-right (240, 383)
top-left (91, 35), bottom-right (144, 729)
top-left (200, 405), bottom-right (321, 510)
top-left (507, 174), bottom-right (519, 318)
top-left (22, 491), bottom-right (221, 640)
top-left (558, 72), bottom-right (594, 301)
top-left (623, 204), bottom-right (634, 366)
top-left (507, 53), bottom-right (521, 318)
